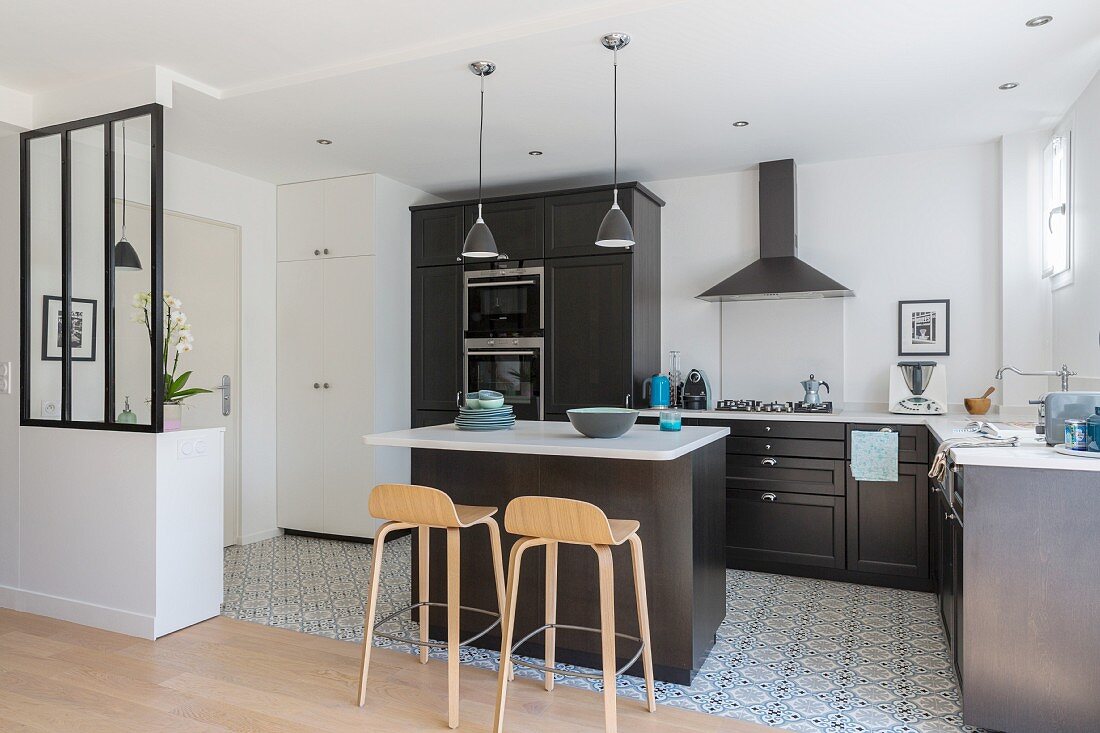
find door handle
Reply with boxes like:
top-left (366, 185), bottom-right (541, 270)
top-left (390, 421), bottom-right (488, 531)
top-left (761, 457), bottom-right (777, 466)
top-left (215, 375), bottom-right (231, 416)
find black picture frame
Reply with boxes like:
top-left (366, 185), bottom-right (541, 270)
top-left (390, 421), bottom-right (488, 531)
top-left (42, 295), bottom-right (97, 362)
top-left (898, 299), bottom-right (950, 356)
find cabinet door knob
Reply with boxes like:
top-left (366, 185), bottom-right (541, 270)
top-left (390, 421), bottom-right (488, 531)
top-left (761, 457), bottom-right (777, 466)
top-left (945, 512), bottom-right (954, 521)
top-left (313, 383), bottom-right (320, 389)
top-left (761, 492), bottom-right (778, 502)
top-left (323, 248), bottom-right (330, 255)
top-left (314, 249), bottom-right (321, 256)
top-left (765, 444), bottom-right (771, 450)
top-left (456, 256), bottom-right (463, 262)
top-left (323, 383), bottom-right (330, 389)
top-left (764, 426), bottom-right (771, 432)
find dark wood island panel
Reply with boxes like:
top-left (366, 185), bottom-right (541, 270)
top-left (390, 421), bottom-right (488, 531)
top-left (411, 440), bottom-right (726, 685)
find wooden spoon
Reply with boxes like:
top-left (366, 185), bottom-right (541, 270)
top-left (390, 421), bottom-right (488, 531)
top-left (980, 386), bottom-right (995, 399)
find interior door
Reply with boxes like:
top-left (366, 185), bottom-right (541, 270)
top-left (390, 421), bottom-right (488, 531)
top-left (159, 209), bottom-right (242, 547)
top-left (321, 256), bottom-right (380, 538)
top-left (276, 259), bottom-right (325, 533)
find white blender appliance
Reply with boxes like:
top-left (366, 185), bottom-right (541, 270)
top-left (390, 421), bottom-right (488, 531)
top-left (889, 361), bottom-right (948, 414)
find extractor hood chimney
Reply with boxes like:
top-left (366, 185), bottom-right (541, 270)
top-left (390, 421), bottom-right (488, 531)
top-left (696, 159), bottom-right (854, 302)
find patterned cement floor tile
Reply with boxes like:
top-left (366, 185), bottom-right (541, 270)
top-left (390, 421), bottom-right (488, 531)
top-left (222, 534), bottom-right (985, 733)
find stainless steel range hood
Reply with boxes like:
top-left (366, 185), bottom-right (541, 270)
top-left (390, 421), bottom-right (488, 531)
top-left (697, 159), bottom-right (854, 302)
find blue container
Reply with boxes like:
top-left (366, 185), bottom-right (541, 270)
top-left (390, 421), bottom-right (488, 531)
top-left (659, 410), bottom-right (682, 432)
top-left (1087, 408), bottom-right (1100, 452)
top-left (1065, 419), bottom-right (1088, 451)
top-left (643, 374), bottom-right (671, 408)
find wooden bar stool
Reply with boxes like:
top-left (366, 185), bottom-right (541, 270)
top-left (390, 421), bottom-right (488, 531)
top-left (492, 496), bottom-right (656, 733)
top-left (357, 483), bottom-right (506, 729)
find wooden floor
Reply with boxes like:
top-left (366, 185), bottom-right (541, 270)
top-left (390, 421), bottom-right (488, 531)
top-left (0, 608), bottom-right (783, 732)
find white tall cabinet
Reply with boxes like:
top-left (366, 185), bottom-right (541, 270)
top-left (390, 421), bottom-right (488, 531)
top-left (276, 174), bottom-right (428, 539)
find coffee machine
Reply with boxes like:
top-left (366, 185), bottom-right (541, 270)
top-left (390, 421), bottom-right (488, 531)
top-left (681, 369), bottom-right (712, 410)
top-left (889, 361), bottom-right (948, 414)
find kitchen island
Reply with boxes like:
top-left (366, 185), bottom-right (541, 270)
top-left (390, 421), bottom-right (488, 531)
top-left (363, 421), bottom-right (729, 684)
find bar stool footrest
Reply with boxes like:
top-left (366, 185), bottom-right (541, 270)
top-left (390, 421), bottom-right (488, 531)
top-left (372, 602), bottom-right (501, 649)
top-left (507, 623), bottom-right (644, 679)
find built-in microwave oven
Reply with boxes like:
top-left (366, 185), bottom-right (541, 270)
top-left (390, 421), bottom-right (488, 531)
top-left (464, 265), bottom-right (543, 339)
top-left (464, 337), bottom-right (543, 421)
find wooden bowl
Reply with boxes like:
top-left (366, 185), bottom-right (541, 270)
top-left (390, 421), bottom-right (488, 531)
top-left (964, 397), bottom-right (991, 415)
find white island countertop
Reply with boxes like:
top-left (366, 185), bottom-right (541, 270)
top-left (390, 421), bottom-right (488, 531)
top-left (363, 420), bottom-right (730, 461)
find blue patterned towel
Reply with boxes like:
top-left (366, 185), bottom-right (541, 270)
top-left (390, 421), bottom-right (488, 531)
top-left (851, 430), bottom-right (899, 482)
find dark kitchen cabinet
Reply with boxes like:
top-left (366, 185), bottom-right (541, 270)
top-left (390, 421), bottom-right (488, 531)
top-left (937, 490), bottom-right (956, 650)
top-left (845, 463), bottom-right (929, 578)
top-left (545, 189), bottom-right (634, 258)
top-left (726, 489), bottom-right (845, 568)
top-left (953, 510), bottom-right (964, 686)
top-left (724, 454), bottom-right (846, 496)
top-left (412, 206), bottom-right (465, 267)
top-left (848, 423), bottom-right (929, 465)
top-left (411, 265), bottom-right (463, 412)
top-left (463, 199), bottom-right (544, 261)
top-left (544, 254), bottom-right (633, 413)
top-left (413, 410), bottom-right (459, 428)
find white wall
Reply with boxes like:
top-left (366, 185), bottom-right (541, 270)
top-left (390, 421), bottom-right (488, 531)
top-left (1053, 70), bottom-right (1100, 387)
top-left (649, 143), bottom-right (1003, 409)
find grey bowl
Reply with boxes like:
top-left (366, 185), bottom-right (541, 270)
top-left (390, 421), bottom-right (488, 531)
top-left (566, 407), bottom-right (639, 439)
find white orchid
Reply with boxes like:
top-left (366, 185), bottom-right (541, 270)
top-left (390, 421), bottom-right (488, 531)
top-left (167, 296), bottom-right (182, 310)
top-left (170, 311), bottom-right (188, 327)
top-left (178, 331), bottom-right (194, 344)
top-left (176, 341), bottom-right (193, 354)
top-left (130, 290), bottom-right (211, 406)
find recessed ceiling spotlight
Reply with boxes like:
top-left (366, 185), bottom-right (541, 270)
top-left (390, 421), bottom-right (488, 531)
top-left (316, 138), bottom-right (333, 145)
top-left (998, 82), bottom-right (1019, 90)
top-left (528, 150), bottom-right (543, 156)
top-left (732, 121), bottom-right (750, 127)
top-left (1025, 15), bottom-right (1053, 27)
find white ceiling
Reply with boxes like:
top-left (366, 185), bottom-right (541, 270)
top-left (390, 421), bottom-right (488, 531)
top-left (5, 0), bottom-right (1100, 197)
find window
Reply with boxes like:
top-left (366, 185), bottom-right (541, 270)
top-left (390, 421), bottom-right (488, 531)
top-left (1041, 132), bottom-right (1071, 281)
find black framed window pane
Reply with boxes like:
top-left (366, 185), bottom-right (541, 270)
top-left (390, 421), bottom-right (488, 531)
top-left (69, 124), bottom-right (107, 422)
top-left (112, 115), bottom-right (154, 425)
top-left (27, 134), bottom-right (63, 421)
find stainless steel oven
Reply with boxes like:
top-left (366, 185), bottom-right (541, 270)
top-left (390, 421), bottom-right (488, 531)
top-left (464, 266), bottom-right (543, 339)
top-left (464, 337), bottom-right (543, 421)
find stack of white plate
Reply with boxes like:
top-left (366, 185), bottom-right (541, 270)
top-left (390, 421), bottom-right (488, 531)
top-left (454, 405), bottom-right (516, 431)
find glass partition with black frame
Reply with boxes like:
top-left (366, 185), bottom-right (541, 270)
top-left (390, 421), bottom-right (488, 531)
top-left (20, 104), bottom-right (165, 431)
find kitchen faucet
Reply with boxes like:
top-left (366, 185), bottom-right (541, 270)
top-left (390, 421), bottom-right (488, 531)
top-left (995, 363), bottom-right (1076, 392)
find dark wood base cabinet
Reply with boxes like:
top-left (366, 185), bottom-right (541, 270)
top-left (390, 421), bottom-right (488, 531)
top-left (411, 443), bottom-right (725, 686)
top-left (846, 463), bottom-right (929, 578)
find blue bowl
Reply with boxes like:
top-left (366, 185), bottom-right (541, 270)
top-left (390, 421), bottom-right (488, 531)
top-left (478, 390), bottom-right (505, 409)
top-left (463, 392), bottom-right (481, 409)
top-left (566, 407), bottom-right (639, 439)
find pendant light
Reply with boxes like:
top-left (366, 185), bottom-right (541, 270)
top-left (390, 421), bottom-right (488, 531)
top-left (114, 120), bottom-right (143, 271)
top-left (596, 33), bottom-right (635, 248)
top-left (462, 60), bottom-right (498, 258)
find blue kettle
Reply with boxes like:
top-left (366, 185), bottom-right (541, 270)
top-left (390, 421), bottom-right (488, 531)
top-left (643, 374), bottom-right (671, 408)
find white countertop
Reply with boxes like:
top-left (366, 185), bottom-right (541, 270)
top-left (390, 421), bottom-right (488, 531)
top-left (639, 408), bottom-right (1100, 472)
top-left (363, 420), bottom-right (729, 461)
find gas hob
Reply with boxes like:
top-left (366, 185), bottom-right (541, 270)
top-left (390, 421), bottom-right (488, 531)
top-left (715, 399), bottom-right (834, 414)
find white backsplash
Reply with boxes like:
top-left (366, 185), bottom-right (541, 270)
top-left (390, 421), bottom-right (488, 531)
top-left (720, 298), bottom-right (845, 403)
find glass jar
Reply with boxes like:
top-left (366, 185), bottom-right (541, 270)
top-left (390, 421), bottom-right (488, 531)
top-left (659, 409), bottom-right (682, 432)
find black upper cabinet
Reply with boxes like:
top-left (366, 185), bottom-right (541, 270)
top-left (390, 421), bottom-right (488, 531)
top-left (411, 265), bottom-right (462, 411)
top-left (412, 206), bottom-right (465, 267)
top-left (464, 199), bottom-right (544, 261)
top-left (545, 189), bottom-right (635, 258)
top-left (545, 254), bottom-right (633, 413)
top-left (845, 463), bottom-right (929, 578)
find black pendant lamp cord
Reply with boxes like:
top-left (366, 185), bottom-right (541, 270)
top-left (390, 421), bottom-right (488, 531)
top-left (120, 121), bottom-right (127, 239)
top-left (613, 46), bottom-right (619, 205)
top-left (478, 71), bottom-right (485, 215)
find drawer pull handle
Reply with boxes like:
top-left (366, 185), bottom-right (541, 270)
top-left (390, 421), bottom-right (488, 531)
top-left (761, 493), bottom-right (778, 502)
top-left (879, 427), bottom-right (894, 432)
top-left (761, 457), bottom-right (777, 466)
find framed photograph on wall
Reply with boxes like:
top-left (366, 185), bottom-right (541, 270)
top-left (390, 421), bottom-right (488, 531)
top-left (898, 299), bottom-right (949, 356)
top-left (42, 296), bottom-right (98, 362)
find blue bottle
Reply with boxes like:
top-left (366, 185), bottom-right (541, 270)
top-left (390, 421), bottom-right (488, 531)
top-left (1087, 408), bottom-right (1100, 452)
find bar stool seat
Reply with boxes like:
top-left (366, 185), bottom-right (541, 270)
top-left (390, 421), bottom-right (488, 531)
top-left (492, 496), bottom-right (655, 733)
top-left (356, 483), bottom-right (506, 729)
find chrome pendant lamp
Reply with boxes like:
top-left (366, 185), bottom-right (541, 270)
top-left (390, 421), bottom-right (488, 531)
top-left (596, 33), bottom-right (635, 248)
top-left (462, 60), bottom-right (499, 258)
top-left (114, 120), bottom-right (143, 271)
